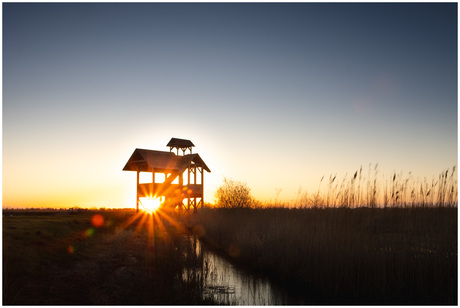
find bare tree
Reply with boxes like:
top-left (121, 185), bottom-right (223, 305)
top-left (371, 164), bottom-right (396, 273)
top-left (215, 178), bottom-right (254, 208)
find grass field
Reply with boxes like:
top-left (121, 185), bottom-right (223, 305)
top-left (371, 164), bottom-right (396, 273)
top-left (186, 207), bottom-right (458, 304)
top-left (3, 209), bottom-right (212, 305)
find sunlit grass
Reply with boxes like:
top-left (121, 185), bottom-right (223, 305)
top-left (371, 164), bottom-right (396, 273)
top-left (2, 209), bottom-right (216, 305)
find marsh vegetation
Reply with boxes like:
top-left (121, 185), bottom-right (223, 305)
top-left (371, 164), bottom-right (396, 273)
top-left (296, 165), bottom-right (458, 208)
top-left (3, 166), bottom-right (457, 305)
top-left (3, 205), bottom-right (457, 305)
top-left (185, 166), bottom-right (458, 304)
top-left (187, 207), bottom-right (457, 304)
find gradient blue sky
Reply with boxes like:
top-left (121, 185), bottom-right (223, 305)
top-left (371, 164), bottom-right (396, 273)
top-left (3, 3), bottom-right (457, 208)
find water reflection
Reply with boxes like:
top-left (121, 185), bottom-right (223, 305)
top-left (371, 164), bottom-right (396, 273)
top-left (182, 236), bottom-right (293, 305)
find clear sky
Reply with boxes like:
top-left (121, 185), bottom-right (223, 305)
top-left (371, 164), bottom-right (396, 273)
top-left (3, 3), bottom-right (457, 208)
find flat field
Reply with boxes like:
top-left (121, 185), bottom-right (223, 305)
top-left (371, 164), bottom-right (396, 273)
top-left (3, 209), bottom-right (210, 305)
top-left (187, 207), bottom-right (458, 305)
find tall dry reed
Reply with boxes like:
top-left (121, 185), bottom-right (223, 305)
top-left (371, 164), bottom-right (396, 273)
top-left (293, 165), bottom-right (457, 208)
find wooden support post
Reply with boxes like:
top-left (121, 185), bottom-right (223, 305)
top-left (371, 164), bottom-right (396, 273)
top-left (179, 170), bottom-right (183, 208)
top-left (194, 166), bottom-right (197, 185)
top-left (136, 170), bottom-right (140, 212)
top-left (151, 171), bottom-right (155, 198)
top-left (201, 167), bottom-right (204, 208)
top-left (187, 165), bottom-right (191, 211)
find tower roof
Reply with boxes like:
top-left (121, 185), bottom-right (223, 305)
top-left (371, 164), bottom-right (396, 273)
top-left (167, 138), bottom-right (195, 148)
top-left (122, 148), bottom-right (211, 173)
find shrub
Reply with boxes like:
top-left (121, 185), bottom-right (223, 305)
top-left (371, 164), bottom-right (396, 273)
top-left (215, 178), bottom-right (254, 208)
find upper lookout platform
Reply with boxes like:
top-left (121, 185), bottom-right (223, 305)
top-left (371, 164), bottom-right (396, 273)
top-left (167, 137), bottom-right (195, 155)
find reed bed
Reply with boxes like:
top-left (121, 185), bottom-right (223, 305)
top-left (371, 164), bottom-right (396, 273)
top-left (187, 207), bottom-right (457, 304)
top-left (283, 165), bottom-right (458, 208)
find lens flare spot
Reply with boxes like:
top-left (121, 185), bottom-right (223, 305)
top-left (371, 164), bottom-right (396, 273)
top-left (192, 224), bottom-right (206, 238)
top-left (228, 243), bottom-right (241, 258)
top-left (92, 214), bottom-right (104, 228)
top-left (84, 227), bottom-right (95, 238)
top-left (67, 245), bottom-right (75, 254)
top-left (352, 96), bottom-right (374, 116)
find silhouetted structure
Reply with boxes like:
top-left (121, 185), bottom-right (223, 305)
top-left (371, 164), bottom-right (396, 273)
top-left (167, 137), bottom-right (195, 155)
top-left (123, 138), bottom-right (211, 212)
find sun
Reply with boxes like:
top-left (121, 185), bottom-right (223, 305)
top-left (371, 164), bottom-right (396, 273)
top-left (139, 197), bottom-right (162, 214)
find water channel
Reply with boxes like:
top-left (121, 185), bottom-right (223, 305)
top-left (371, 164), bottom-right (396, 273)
top-left (181, 236), bottom-right (305, 305)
